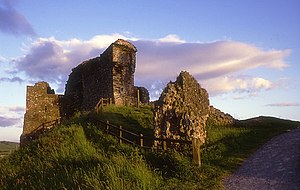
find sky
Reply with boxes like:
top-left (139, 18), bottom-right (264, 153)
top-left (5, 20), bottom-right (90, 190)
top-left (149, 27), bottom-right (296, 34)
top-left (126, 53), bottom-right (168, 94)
top-left (0, 0), bottom-right (299, 142)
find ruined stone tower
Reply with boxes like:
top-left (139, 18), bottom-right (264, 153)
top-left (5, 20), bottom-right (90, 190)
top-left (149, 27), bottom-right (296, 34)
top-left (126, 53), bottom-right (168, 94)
top-left (21, 82), bottom-right (61, 141)
top-left (64, 39), bottom-right (139, 115)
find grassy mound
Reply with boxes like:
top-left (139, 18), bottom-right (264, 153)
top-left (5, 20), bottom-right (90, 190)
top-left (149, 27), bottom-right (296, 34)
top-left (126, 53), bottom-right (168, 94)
top-left (0, 124), bottom-right (161, 189)
top-left (1, 106), bottom-right (299, 189)
top-left (0, 141), bottom-right (19, 158)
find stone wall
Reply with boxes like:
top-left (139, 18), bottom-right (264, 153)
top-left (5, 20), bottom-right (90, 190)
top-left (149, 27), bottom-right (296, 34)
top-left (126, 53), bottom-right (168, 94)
top-left (154, 71), bottom-right (210, 144)
top-left (22, 82), bottom-right (61, 136)
top-left (135, 86), bottom-right (150, 104)
top-left (111, 40), bottom-right (137, 105)
top-left (65, 56), bottom-right (113, 113)
top-left (207, 106), bottom-right (236, 127)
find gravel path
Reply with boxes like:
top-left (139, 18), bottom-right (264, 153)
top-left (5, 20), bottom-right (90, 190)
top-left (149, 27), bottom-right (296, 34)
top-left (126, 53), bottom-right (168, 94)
top-left (223, 127), bottom-right (300, 190)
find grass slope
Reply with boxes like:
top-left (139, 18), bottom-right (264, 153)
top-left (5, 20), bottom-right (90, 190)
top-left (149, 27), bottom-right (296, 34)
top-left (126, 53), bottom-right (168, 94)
top-left (0, 141), bottom-right (19, 158)
top-left (0, 106), bottom-right (299, 189)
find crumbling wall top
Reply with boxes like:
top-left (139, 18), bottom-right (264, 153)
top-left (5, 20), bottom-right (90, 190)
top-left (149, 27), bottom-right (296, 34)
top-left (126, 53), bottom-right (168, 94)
top-left (207, 106), bottom-right (236, 127)
top-left (31, 81), bottom-right (55, 94)
top-left (113, 39), bottom-right (137, 52)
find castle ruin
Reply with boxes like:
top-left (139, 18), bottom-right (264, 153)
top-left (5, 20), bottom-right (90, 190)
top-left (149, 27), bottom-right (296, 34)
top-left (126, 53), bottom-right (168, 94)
top-left (64, 39), bottom-right (142, 114)
top-left (21, 39), bottom-right (235, 148)
top-left (21, 39), bottom-right (149, 144)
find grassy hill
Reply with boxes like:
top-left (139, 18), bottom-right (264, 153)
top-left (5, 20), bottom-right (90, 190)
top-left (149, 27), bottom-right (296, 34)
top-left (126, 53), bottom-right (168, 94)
top-left (0, 105), bottom-right (299, 189)
top-left (0, 141), bottom-right (19, 158)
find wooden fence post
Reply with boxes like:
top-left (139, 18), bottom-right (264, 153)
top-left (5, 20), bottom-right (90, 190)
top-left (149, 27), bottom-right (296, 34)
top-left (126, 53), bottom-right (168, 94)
top-left (119, 126), bottom-right (122, 144)
top-left (192, 138), bottom-right (201, 166)
top-left (137, 89), bottom-right (140, 108)
top-left (106, 120), bottom-right (109, 134)
top-left (163, 139), bottom-right (167, 150)
top-left (140, 134), bottom-right (144, 147)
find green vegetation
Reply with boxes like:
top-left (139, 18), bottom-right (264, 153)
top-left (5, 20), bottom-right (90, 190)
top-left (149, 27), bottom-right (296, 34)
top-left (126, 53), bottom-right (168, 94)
top-left (0, 124), bottom-right (161, 189)
top-left (0, 141), bottom-right (19, 158)
top-left (97, 105), bottom-right (154, 135)
top-left (0, 106), bottom-right (299, 189)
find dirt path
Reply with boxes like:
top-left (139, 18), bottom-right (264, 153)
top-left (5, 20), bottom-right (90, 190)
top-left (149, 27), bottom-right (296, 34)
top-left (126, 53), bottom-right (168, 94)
top-left (223, 127), bottom-right (300, 190)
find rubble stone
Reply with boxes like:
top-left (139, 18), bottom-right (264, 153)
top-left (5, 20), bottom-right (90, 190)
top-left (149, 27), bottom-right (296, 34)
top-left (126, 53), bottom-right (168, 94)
top-left (207, 106), bottom-right (236, 127)
top-left (154, 71), bottom-right (210, 144)
top-left (135, 86), bottom-right (150, 104)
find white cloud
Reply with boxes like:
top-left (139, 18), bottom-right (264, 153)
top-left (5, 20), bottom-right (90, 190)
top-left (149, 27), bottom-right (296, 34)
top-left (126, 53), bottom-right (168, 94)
top-left (12, 34), bottom-right (132, 84)
top-left (0, 106), bottom-right (24, 142)
top-left (0, 55), bottom-right (7, 62)
top-left (11, 34), bottom-right (290, 99)
top-left (0, 116), bottom-right (19, 127)
top-left (201, 76), bottom-right (274, 96)
top-left (0, 0), bottom-right (36, 36)
top-left (0, 105), bottom-right (24, 128)
top-left (0, 76), bottom-right (24, 83)
top-left (158, 34), bottom-right (185, 43)
top-left (134, 40), bottom-right (289, 81)
top-left (251, 77), bottom-right (272, 90)
top-left (0, 126), bottom-right (22, 142)
top-left (265, 102), bottom-right (300, 107)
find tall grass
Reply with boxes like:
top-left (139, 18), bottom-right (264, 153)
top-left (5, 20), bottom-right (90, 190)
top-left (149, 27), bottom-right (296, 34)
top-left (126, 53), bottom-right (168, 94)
top-left (96, 105), bottom-right (154, 135)
top-left (1, 106), bottom-right (299, 190)
top-left (0, 124), bottom-right (161, 189)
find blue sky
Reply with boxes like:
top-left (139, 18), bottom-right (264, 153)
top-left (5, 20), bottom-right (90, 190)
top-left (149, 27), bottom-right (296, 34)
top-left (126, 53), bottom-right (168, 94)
top-left (0, 0), bottom-right (299, 142)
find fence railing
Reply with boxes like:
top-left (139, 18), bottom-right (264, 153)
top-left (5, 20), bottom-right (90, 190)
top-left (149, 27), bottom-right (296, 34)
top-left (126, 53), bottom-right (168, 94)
top-left (31, 118), bottom-right (61, 134)
top-left (23, 115), bottom-right (201, 165)
top-left (97, 119), bottom-right (200, 150)
top-left (23, 118), bottom-right (61, 141)
top-left (95, 98), bottom-right (113, 113)
top-left (95, 119), bottom-right (201, 165)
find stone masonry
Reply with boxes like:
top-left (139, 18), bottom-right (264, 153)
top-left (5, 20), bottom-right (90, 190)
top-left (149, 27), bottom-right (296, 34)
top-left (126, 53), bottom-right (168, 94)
top-left (207, 106), bottom-right (236, 127)
top-left (153, 71), bottom-right (210, 145)
top-left (21, 82), bottom-right (61, 138)
top-left (64, 39), bottom-right (147, 116)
